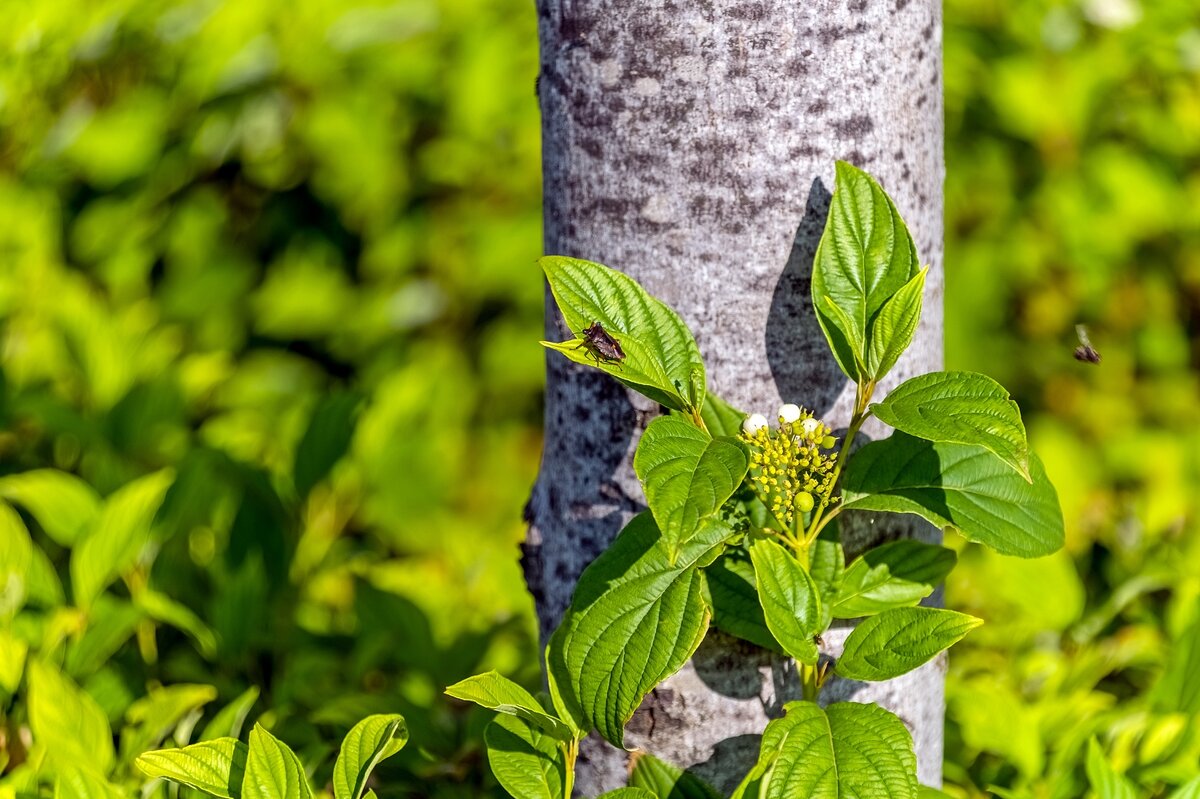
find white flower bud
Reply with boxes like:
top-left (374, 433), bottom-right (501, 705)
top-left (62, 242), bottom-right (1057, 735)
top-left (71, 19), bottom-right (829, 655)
top-left (742, 413), bottom-right (769, 436)
top-left (800, 418), bottom-right (821, 437)
top-left (777, 403), bottom-right (801, 424)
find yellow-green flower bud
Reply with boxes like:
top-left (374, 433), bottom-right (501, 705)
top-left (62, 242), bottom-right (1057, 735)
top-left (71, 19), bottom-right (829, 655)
top-left (795, 492), bottom-right (814, 513)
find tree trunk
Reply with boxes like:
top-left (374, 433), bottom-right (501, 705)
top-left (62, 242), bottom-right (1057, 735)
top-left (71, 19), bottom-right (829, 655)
top-left (524, 1), bottom-right (944, 793)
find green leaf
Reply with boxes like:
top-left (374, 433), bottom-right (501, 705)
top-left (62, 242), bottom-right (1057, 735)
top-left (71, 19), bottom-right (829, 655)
top-left (135, 588), bottom-right (220, 659)
top-left (242, 724), bottom-right (314, 799)
top-left (53, 764), bottom-right (125, 799)
top-left (484, 714), bottom-right (566, 799)
top-left (812, 161), bottom-right (921, 383)
top-left (836, 607), bottom-right (982, 682)
top-left (1168, 777), bottom-right (1200, 799)
top-left (332, 714), bottom-right (408, 799)
top-left (0, 470), bottom-right (101, 546)
top-left (1151, 613), bottom-right (1200, 714)
top-left (445, 671), bottom-right (572, 740)
top-left (0, 629), bottom-right (28, 697)
top-left (748, 539), bottom-right (821, 664)
top-left (71, 469), bottom-right (174, 609)
top-left (64, 596), bottom-right (142, 677)
top-left (552, 513), bottom-right (730, 747)
top-left (1085, 738), bottom-right (1136, 799)
top-left (200, 687), bottom-right (261, 741)
top-left (630, 752), bottom-right (722, 799)
top-left (699, 392), bottom-right (747, 438)
top-left (121, 684), bottom-right (219, 765)
top-left (866, 266), bottom-right (927, 381)
top-left (633, 417), bottom-right (749, 558)
top-left (293, 390), bottom-right (361, 497)
top-left (831, 540), bottom-right (956, 619)
top-left (706, 551), bottom-right (781, 652)
top-left (871, 371), bottom-right (1031, 480)
top-left (0, 502), bottom-right (33, 618)
top-left (733, 700), bottom-right (917, 799)
top-left (809, 538), bottom-right (845, 628)
top-left (596, 791), bottom-right (658, 799)
top-left (540, 256), bottom-right (705, 413)
top-left (136, 738), bottom-right (248, 799)
top-left (28, 658), bottom-right (115, 774)
top-left (841, 432), bottom-right (1064, 558)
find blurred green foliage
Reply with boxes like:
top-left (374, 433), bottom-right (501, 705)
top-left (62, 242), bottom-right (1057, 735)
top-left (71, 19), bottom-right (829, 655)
top-left (2, 0), bottom-right (1200, 797)
top-left (943, 1), bottom-right (1200, 796)
top-left (1, 0), bottom-right (543, 795)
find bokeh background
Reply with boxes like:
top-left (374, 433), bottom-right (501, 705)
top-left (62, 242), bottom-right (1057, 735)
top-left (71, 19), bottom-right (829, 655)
top-left (0, 0), bottom-right (1197, 797)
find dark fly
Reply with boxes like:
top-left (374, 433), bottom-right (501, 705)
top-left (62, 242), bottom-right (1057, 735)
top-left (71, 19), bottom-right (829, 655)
top-left (1073, 324), bottom-right (1101, 364)
top-left (574, 321), bottom-right (626, 368)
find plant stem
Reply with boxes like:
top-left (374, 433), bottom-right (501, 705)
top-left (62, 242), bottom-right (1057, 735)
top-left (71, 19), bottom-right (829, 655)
top-left (802, 380), bottom-right (876, 545)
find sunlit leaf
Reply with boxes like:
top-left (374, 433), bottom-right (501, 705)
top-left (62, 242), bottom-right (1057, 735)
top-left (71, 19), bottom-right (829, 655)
top-left (136, 738), bottom-right (248, 799)
top-left (837, 607), bottom-right (982, 681)
top-left (332, 714), bottom-right (408, 799)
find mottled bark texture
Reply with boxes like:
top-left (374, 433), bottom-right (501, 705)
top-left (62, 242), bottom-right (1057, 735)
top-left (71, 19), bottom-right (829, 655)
top-left (523, 0), bottom-right (944, 792)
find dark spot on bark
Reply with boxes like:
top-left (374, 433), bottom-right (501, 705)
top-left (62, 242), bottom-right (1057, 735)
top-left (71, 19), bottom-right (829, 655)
top-left (895, 0), bottom-right (911, 9)
top-left (818, 21), bottom-right (867, 44)
top-left (915, 93), bottom-right (927, 108)
top-left (850, 0), bottom-right (867, 10)
top-left (894, 148), bottom-right (905, 161)
top-left (901, 164), bottom-right (911, 180)
top-left (579, 137), bottom-right (603, 159)
top-left (922, 21), bottom-right (935, 40)
top-left (733, 106), bottom-right (761, 122)
top-left (793, 144), bottom-right (819, 158)
top-left (726, 0), bottom-right (768, 20)
top-left (808, 99), bottom-right (829, 114)
top-left (844, 149), bottom-right (871, 166)
top-left (834, 114), bottom-right (874, 139)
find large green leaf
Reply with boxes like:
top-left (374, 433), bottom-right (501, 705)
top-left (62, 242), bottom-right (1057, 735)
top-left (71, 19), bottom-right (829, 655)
top-left (0, 470), bottom-right (101, 546)
top-left (812, 161), bottom-right (921, 383)
top-left (633, 416), bottom-right (749, 559)
top-left (1085, 738), bottom-right (1136, 799)
top-left (540, 256), bottom-right (705, 413)
top-left (445, 671), bottom-right (572, 740)
top-left (836, 607), bottom-right (982, 682)
top-left (705, 550), bottom-right (781, 652)
top-left (596, 791), bottom-right (657, 799)
top-left (629, 752), bottom-right (722, 799)
top-left (484, 713), bottom-right (566, 799)
top-left (0, 501), bottom-right (33, 618)
top-left (831, 540), bottom-right (956, 619)
top-left (71, 469), bottom-right (174, 609)
top-left (732, 701), bottom-right (917, 799)
top-left (748, 539), bottom-right (822, 664)
top-left (841, 433), bottom-right (1063, 558)
top-left (871, 371), bottom-right (1031, 480)
top-left (865, 266), bottom-right (927, 381)
top-left (27, 658), bottom-right (115, 774)
top-left (242, 724), bottom-right (314, 799)
top-left (553, 513), bottom-right (730, 747)
top-left (332, 714), bottom-right (408, 799)
top-left (136, 738), bottom-right (248, 799)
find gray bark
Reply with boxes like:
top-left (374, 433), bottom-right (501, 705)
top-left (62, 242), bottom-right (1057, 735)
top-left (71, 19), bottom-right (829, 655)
top-left (524, 0), bottom-right (944, 793)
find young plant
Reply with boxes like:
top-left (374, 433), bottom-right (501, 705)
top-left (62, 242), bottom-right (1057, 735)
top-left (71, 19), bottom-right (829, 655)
top-left (137, 714), bottom-right (407, 799)
top-left (446, 161), bottom-right (1066, 797)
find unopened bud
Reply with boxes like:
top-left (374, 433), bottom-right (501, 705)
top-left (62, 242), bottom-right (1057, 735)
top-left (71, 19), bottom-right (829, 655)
top-left (801, 418), bottom-right (821, 437)
top-left (795, 492), bottom-right (815, 513)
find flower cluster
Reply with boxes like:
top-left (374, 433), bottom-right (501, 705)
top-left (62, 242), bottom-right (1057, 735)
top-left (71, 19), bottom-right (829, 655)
top-left (739, 404), bottom-right (838, 530)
